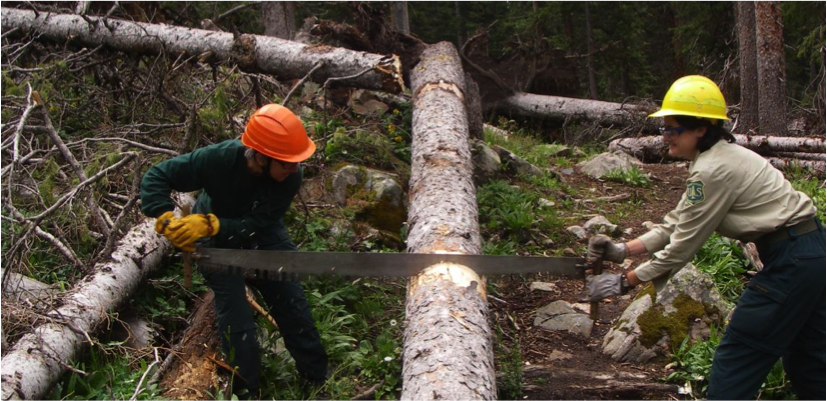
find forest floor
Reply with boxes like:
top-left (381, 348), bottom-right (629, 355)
top-left (156, 161), bottom-right (691, 400)
top-left (491, 163), bottom-right (689, 400)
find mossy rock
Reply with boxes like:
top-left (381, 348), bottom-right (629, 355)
top-left (601, 263), bottom-right (732, 363)
top-left (331, 164), bottom-right (408, 234)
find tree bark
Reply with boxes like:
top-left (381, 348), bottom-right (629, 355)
top-left (391, 1), bottom-right (411, 35)
top-left (465, 73), bottom-right (484, 140)
top-left (735, 2), bottom-right (759, 135)
top-left (494, 92), bottom-right (653, 127)
top-left (262, 1), bottom-right (296, 40)
top-left (1, 8), bottom-right (405, 94)
top-left (585, 2), bottom-right (598, 100)
top-left (755, 1), bottom-right (787, 135)
top-left (402, 42), bottom-right (496, 400)
top-left (0, 194), bottom-right (195, 400)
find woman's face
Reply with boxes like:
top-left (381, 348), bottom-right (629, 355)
top-left (662, 116), bottom-right (706, 161)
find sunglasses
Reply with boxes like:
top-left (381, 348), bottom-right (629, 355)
top-left (658, 126), bottom-right (688, 139)
top-left (259, 156), bottom-right (299, 171)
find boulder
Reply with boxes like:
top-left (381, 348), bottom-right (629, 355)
top-left (601, 264), bottom-right (732, 363)
top-left (472, 141), bottom-right (502, 184)
top-left (578, 151), bottom-right (643, 179)
top-left (538, 198), bottom-right (555, 208)
top-left (332, 165), bottom-right (407, 233)
top-left (534, 300), bottom-right (594, 338)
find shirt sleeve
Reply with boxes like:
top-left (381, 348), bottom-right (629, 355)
top-left (634, 165), bottom-right (739, 283)
top-left (140, 145), bottom-right (231, 218)
top-left (637, 192), bottom-right (685, 253)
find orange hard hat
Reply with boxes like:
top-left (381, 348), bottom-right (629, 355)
top-left (241, 104), bottom-right (316, 162)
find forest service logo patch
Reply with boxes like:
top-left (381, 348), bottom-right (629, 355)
top-left (685, 180), bottom-right (705, 206)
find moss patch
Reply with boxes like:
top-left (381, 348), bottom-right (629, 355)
top-left (636, 294), bottom-right (712, 348)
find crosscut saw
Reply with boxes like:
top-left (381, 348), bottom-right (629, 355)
top-left (192, 248), bottom-right (588, 280)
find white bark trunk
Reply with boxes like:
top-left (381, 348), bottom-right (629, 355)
top-left (402, 42), bottom-right (496, 400)
top-left (1, 8), bottom-right (404, 93)
top-left (494, 92), bottom-right (651, 127)
top-left (0, 194), bottom-right (195, 400)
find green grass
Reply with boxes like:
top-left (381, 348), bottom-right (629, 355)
top-left (691, 234), bottom-right (749, 305)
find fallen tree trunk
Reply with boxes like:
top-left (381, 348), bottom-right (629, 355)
top-left (610, 135), bottom-right (826, 161)
top-left (766, 151), bottom-right (825, 161)
top-left (1, 8), bottom-right (404, 93)
top-left (766, 157), bottom-right (825, 177)
top-left (402, 42), bottom-right (496, 400)
top-left (0, 194), bottom-right (195, 400)
top-left (493, 92), bottom-right (654, 128)
top-left (609, 136), bottom-right (826, 177)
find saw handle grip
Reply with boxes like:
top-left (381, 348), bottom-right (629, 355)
top-left (589, 257), bottom-right (603, 321)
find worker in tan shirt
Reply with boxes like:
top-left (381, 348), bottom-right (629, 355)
top-left (586, 75), bottom-right (825, 400)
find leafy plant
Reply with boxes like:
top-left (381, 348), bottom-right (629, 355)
top-left (604, 166), bottom-right (652, 188)
top-left (692, 234), bottom-right (748, 305)
top-left (664, 324), bottom-right (722, 399)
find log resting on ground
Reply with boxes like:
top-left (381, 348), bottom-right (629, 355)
top-left (402, 42), bottom-right (496, 400)
top-left (609, 135), bottom-right (825, 177)
top-left (609, 135), bottom-right (826, 161)
top-left (1, 8), bottom-right (404, 93)
top-left (493, 92), bottom-right (654, 127)
top-left (0, 194), bottom-right (195, 400)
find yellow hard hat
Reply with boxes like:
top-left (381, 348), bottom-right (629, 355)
top-left (648, 75), bottom-right (730, 121)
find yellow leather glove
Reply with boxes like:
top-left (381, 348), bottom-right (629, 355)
top-left (165, 213), bottom-right (220, 252)
top-left (155, 211), bottom-right (178, 234)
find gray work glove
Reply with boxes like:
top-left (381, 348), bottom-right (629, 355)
top-left (587, 235), bottom-right (627, 264)
top-left (586, 273), bottom-right (631, 302)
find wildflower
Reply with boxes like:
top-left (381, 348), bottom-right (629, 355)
top-left (384, 356), bottom-right (393, 362)
top-left (387, 124), bottom-right (396, 134)
top-left (393, 109), bottom-right (401, 115)
top-left (394, 136), bottom-right (403, 143)
top-left (389, 319), bottom-right (397, 327)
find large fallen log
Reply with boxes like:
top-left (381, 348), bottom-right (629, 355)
top-left (0, 194), bottom-right (195, 400)
top-left (402, 42), bottom-right (496, 400)
top-left (609, 135), bottom-right (826, 161)
top-left (1, 8), bottom-right (404, 93)
top-left (493, 92), bottom-right (654, 128)
top-left (609, 136), bottom-right (826, 177)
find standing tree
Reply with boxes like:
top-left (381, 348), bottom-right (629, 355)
top-left (262, 2), bottom-right (296, 39)
top-left (391, 1), bottom-right (411, 35)
top-left (585, 2), bottom-right (598, 99)
top-left (736, 1), bottom-right (759, 135)
top-left (755, 1), bottom-right (787, 135)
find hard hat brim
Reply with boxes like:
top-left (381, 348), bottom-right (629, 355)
top-left (648, 108), bottom-right (731, 121)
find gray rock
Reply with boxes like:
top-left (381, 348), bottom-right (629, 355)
top-left (572, 147), bottom-right (587, 158)
top-left (567, 225), bottom-right (587, 239)
top-left (538, 198), bottom-right (555, 208)
top-left (534, 301), bottom-right (594, 337)
top-left (560, 168), bottom-right (575, 175)
top-left (530, 282), bottom-right (558, 292)
top-left (493, 145), bottom-right (544, 177)
top-left (577, 151), bottom-right (643, 179)
top-left (332, 165), bottom-right (407, 232)
top-left (584, 216), bottom-right (620, 236)
top-left (601, 264), bottom-right (733, 363)
top-left (472, 141), bottom-right (502, 183)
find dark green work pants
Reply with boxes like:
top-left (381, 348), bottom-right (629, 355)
top-left (196, 201), bottom-right (328, 398)
top-left (708, 219), bottom-right (825, 400)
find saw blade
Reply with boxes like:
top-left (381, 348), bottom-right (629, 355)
top-left (194, 248), bottom-right (586, 279)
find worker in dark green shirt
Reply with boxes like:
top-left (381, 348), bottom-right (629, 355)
top-left (141, 104), bottom-right (328, 399)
